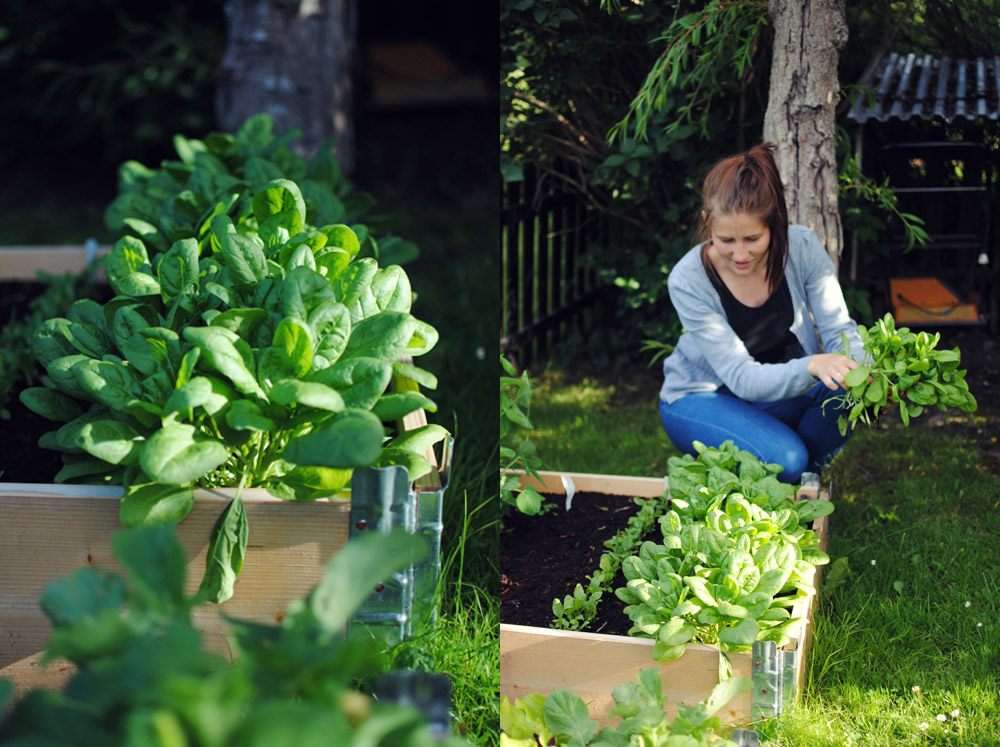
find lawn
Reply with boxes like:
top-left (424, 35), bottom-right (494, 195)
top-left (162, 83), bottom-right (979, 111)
top-left (523, 331), bottom-right (1000, 745)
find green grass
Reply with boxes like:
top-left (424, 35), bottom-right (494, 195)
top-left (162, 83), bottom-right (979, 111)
top-left (526, 364), bottom-right (680, 476)
top-left (767, 417), bottom-right (1000, 745)
top-left (357, 108), bottom-right (499, 747)
top-left (527, 365), bottom-right (1000, 745)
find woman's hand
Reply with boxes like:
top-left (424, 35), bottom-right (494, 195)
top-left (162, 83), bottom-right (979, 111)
top-left (808, 353), bottom-right (860, 391)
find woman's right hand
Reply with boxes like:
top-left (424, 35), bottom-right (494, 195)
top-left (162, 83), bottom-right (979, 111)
top-left (807, 353), bottom-right (859, 391)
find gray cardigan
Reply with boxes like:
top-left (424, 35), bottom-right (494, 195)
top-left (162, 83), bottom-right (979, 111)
top-left (659, 224), bottom-right (864, 404)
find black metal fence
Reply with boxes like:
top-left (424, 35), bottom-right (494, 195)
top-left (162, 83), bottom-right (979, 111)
top-left (501, 164), bottom-right (609, 368)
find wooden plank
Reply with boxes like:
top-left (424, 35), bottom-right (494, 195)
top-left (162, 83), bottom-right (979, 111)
top-left (500, 625), bottom-right (753, 726)
top-left (499, 472), bottom-right (830, 725)
top-left (518, 470), bottom-right (667, 499)
top-left (0, 247), bottom-right (111, 280)
top-left (0, 483), bottom-right (350, 693)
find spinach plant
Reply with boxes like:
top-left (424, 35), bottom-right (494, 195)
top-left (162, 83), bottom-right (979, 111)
top-left (20, 178), bottom-right (446, 602)
top-left (0, 524), bottom-right (468, 747)
top-left (666, 440), bottom-right (825, 520)
top-left (616, 442), bottom-right (832, 662)
top-left (831, 313), bottom-right (977, 434)
top-left (105, 113), bottom-right (418, 267)
top-left (500, 669), bottom-right (751, 747)
top-left (552, 492), bottom-right (669, 631)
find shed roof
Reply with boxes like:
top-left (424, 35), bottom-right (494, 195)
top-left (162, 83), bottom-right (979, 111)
top-left (846, 52), bottom-right (1000, 124)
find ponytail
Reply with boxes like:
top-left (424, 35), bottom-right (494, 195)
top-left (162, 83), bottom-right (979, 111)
top-left (698, 143), bottom-right (789, 292)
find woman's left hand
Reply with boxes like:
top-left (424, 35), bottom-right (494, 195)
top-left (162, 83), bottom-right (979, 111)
top-left (807, 353), bottom-right (859, 391)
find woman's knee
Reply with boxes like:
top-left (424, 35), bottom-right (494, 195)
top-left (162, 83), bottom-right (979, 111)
top-left (771, 442), bottom-right (808, 483)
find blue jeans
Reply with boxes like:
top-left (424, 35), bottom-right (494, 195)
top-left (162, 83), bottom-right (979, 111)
top-left (658, 383), bottom-right (851, 483)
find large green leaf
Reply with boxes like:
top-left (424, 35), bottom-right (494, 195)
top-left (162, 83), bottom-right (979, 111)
top-left (252, 179), bottom-right (306, 247)
top-left (216, 217), bottom-right (268, 290)
top-left (72, 359), bottom-right (143, 410)
top-left (158, 237), bottom-right (200, 305)
top-left (542, 690), bottom-right (598, 747)
top-left (225, 399), bottom-right (276, 432)
top-left (120, 483), bottom-right (195, 528)
top-left (370, 265), bottom-right (412, 312)
top-left (372, 391), bottom-right (437, 421)
top-left (184, 326), bottom-right (267, 400)
top-left (386, 423), bottom-right (448, 454)
top-left (718, 618), bottom-right (760, 647)
top-left (265, 465), bottom-right (352, 501)
top-left (32, 318), bottom-right (77, 368)
top-left (209, 307), bottom-right (267, 338)
top-left (373, 448), bottom-right (432, 482)
top-left (307, 357), bottom-right (391, 410)
top-left (19, 387), bottom-right (83, 422)
top-left (334, 257), bottom-right (377, 308)
top-left (140, 424), bottom-right (229, 485)
top-left (282, 265), bottom-right (336, 322)
top-left (163, 376), bottom-right (221, 419)
top-left (273, 318), bottom-right (313, 378)
top-left (321, 224), bottom-right (360, 257)
top-left (283, 409), bottom-right (383, 468)
top-left (342, 312), bottom-right (416, 362)
top-left (405, 319), bottom-right (439, 356)
top-left (308, 300), bottom-right (351, 368)
top-left (106, 236), bottom-right (161, 297)
top-left (198, 495), bottom-right (248, 604)
top-left (76, 419), bottom-right (142, 466)
top-left (309, 528), bottom-right (424, 633)
top-left (119, 327), bottom-right (181, 378)
top-left (270, 379), bottom-right (344, 412)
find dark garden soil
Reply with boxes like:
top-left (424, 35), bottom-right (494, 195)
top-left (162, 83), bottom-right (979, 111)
top-left (500, 491), bottom-right (645, 636)
top-left (500, 325), bottom-right (1000, 637)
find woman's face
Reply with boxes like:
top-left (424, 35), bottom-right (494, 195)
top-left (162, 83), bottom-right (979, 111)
top-left (706, 212), bottom-right (770, 277)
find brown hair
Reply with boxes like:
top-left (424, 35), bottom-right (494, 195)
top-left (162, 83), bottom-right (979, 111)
top-left (698, 142), bottom-right (789, 292)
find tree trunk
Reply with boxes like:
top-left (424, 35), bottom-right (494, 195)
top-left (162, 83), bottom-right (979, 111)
top-left (763, 0), bottom-right (848, 268)
top-left (216, 0), bottom-right (356, 172)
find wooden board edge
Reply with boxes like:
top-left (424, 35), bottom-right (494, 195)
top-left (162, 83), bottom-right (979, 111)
top-left (0, 246), bottom-right (111, 280)
top-left (0, 482), bottom-right (350, 504)
top-left (515, 470), bottom-right (667, 499)
top-left (499, 622), bottom-right (755, 725)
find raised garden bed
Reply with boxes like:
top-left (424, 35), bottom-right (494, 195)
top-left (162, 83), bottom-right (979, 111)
top-left (0, 246), bottom-right (449, 694)
top-left (0, 245), bottom-right (110, 281)
top-left (500, 470), bottom-right (829, 726)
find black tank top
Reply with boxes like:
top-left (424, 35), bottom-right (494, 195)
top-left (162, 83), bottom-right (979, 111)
top-left (707, 271), bottom-right (804, 364)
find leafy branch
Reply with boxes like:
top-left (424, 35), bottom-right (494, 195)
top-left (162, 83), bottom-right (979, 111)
top-left (605, 0), bottom-right (768, 143)
top-left (500, 357), bottom-right (551, 521)
top-left (838, 151), bottom-right (932, 252)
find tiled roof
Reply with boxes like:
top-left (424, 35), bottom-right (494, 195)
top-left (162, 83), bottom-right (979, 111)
top-left (846, 52), bottom-right (1000, 124)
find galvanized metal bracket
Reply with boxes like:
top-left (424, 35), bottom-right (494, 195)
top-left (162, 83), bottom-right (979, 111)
top-left (347, 436), bottom-right (453, 646)
top-left (751, 641), bottom-right (797, 720)
top-left (348, 465), bottom-right (415, 646)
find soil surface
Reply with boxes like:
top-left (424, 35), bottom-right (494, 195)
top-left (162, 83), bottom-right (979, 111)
top-left (500, 491), bottom-right (645, 636)
top-left (500, 325), bottom-right (1000, 636)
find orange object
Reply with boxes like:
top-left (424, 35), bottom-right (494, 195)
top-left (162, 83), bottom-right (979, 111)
top-left (889, 276), bottom-right (979, 324)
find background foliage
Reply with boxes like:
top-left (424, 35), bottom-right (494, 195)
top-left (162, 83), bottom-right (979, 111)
top-left (502, 0), bottom-right (1000, 364)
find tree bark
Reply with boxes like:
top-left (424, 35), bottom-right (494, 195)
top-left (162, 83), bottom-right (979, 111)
top-left (216, 0), bottom-right (356, 171)
top-left (763, 0), bottom-right (848, 268)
